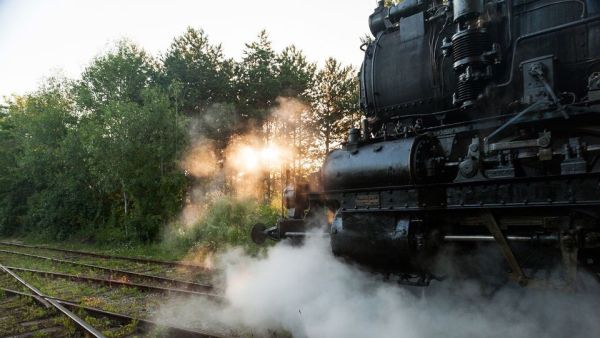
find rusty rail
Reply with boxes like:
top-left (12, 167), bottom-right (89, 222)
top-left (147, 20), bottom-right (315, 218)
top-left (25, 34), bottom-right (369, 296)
top-left (0, 241), bottom-right (207, 270)
top-left (3, 265), bottom-right (224, 301)
top-left (0, 248), bottom-right (213, 292)
top-left (0, 263), bottom-right (106, 337)
top-left (1, 288), bottom-right (224, 338)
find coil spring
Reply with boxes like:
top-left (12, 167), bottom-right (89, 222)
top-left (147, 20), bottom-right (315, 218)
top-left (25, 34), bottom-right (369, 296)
top-left (452, 27), bottom-right (491, 107)
top-left (452, 29), bottom-right (490, 65)
top-left (456, 80), bottom-right (485, 104)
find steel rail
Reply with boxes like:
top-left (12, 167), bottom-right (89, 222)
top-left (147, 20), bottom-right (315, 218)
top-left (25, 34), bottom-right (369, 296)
top-left (0, 263), bottom-right (106, 338)
top-left (1, 288), bottom-right (224, 338)
top-left (0, 241), bottom-right (207, 270)
top-left (0, 249), bottom-right (213, 292)
top-left (3, 265), bottom-right (224, 301)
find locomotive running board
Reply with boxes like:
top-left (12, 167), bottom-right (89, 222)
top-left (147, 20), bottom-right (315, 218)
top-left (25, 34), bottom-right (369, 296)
top-left (481, 211), bottom-right (529, 286)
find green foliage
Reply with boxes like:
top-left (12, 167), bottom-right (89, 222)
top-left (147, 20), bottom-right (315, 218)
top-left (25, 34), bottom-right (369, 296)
top-left (276, 45), bottom-right (316, 99)
top-left (306, 57), bottom-right (359, 154)
top-left (79, 87), bottom-right (187, 241)
top-left (76, 40), bottom-right (158, 109)
top-left (0, 81), bottom-right (97, 238)
top-left (0, 41), bottom-right (188, 242)
top-left (0, 29), bottom-right (358, 249)
top-left (163, 27), bottom-right (234, 113)
top-left (235, 30), bottom-right (280, 125)
top-left (164, 197), bottom-right (279, 254)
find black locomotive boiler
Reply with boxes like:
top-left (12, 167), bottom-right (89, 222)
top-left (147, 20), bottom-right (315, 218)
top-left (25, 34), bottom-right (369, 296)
top-left (252, 0), bottom-right (600, 287)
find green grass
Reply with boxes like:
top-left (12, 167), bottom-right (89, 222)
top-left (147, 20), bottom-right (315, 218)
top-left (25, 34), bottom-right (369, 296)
top-left (0, 196), bottom-right (280, 337)
top-left (0, 295), bottom-right (60, 336)
top-left (0, 243), bottom-right (211, 284)
top-left (0, 253), bottom-right (216, 337)
top-left (5, 239), bottom-right (189, 262)
top-left (163, 196), bottom-right (279, 255)
top-left (3, 196), bottom-right (280, 262)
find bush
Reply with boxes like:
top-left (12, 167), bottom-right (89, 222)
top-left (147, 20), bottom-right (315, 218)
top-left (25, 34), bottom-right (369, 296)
top-left (164, 196), bottom-right (279, 255)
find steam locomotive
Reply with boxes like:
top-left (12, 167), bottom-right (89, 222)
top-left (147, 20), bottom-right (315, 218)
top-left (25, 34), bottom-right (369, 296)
top-left (252, 0), bottom-right (600, 287)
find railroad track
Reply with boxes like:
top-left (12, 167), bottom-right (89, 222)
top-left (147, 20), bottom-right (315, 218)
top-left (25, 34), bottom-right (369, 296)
top-left (0, 241), bottom-right (206, 270)
top-left (0, 264), bottom-right (224, 337)
top-left (0, 248), bottom-right (214, 292)
top-left (2, 265), bottom-right (224, 300)
top-left (0, 241), bottom-right (214, 285)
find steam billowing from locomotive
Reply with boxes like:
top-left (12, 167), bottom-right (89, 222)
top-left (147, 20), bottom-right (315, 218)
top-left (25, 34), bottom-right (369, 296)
top-left (253, 0), bottom-right (600, 287)
top-left (157, 238), bottom-right (600, 337)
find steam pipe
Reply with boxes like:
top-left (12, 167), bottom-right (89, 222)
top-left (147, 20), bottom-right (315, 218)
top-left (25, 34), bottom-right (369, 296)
top-left (369, 0), bottom-right (431, 36)
top-left (496, 14), bottom-right (600, 87)
top-left (388, 0), bottom-right (430, 21)
top-left (444, 234), bottom-right (559, 243)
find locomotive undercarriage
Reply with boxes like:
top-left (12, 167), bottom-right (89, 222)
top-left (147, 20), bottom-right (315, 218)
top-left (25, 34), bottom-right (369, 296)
top-left (256, 178), bottom-right (600, 287)
top-left (327, 177), bottom-right (600, 287)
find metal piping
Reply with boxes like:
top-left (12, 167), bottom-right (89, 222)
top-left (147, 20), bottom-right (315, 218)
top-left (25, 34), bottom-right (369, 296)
top-left (444, 234), bottom-right (559, 243)
top-left (496, 15), bottom-right (600, 87)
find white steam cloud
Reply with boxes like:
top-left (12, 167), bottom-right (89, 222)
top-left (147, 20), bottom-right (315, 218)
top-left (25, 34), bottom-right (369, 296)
top-left (156, 238), bottom-right (600, 338)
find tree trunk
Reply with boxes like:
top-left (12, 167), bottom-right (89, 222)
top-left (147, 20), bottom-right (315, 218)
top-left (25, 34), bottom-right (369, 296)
top-left (121, 180), bottom-right (128, 216)
top-left (122, 181), bottom-right (129, 237)
top-left (325, 125), bottom-right (331, 155)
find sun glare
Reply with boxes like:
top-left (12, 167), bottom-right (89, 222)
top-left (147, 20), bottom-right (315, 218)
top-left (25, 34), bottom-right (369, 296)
top-left (231, 142), bottom-right (291, 175)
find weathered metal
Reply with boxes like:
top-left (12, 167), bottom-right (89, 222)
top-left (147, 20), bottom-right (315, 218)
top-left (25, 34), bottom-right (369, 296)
top-left (3, 265), bottom-right (223, 301)
top-left (0, 264), bottom-right (106, 338)
top-left (0, 241), bottom-right (207, 270)
top-left (0, 248), bottom-right (213, 292)
top-left (254, 0), bottom-right (600, 287)
top-left (1, 288), bottom-right (222, 338)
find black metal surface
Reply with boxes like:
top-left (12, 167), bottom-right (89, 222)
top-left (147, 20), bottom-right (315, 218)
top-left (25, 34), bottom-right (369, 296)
top-left (257, 0), bottom-right (600, 287)
top-left (330, 212), bottom-right (418, 271)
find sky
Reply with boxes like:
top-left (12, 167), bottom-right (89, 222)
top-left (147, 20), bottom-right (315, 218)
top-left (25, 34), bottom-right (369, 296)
top-left (0, 0), bottom-right (378, 100)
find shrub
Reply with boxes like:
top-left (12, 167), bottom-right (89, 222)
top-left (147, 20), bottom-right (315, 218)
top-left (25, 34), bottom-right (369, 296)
top-left (164, 196), bottom-right (279, 255)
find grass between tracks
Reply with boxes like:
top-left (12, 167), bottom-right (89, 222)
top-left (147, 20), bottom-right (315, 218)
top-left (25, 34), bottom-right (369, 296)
top-left (0, 196), bottom-right (282, 337)
top-left (0, 268), bottom-right (166, 337)
top-left (0, 293), bottom-right (73, 336)
top-left (0, 245), bottom-right (210, 283)
top-left (0, 291), bottom-right (142, 337)
top-left (0, 268), bottom-right (151, 315)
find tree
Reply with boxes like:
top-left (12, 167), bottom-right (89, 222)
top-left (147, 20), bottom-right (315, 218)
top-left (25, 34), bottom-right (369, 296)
top-left (276, 45), bottom-right (316, 98)
top-left (78, 90), bottom-right (187, 241)
top-left (271, 46), bottom-right (316, 178)
top-left (306, 58), bottom-right (359, 156)
top-left (0, 80), bottom-right (97, 239)
top-left (0, 102), bottom-right (24, 235)
top-left (163, 28), bottom-right (240, 153)
top-left (75, 41), bottom-right (187, 241)
top-left (76, 40), bottom-right (158, 111)
top-left (0, 28), bottom-right (366, 243)
top-left (163, 27), bottom-right (234, 114)
top-left (235, 30), bottom-right (280, 126)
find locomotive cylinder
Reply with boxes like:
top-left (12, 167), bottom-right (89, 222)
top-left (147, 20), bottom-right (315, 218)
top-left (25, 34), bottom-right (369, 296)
top-left (321, 137), bottom-right (441, 191)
